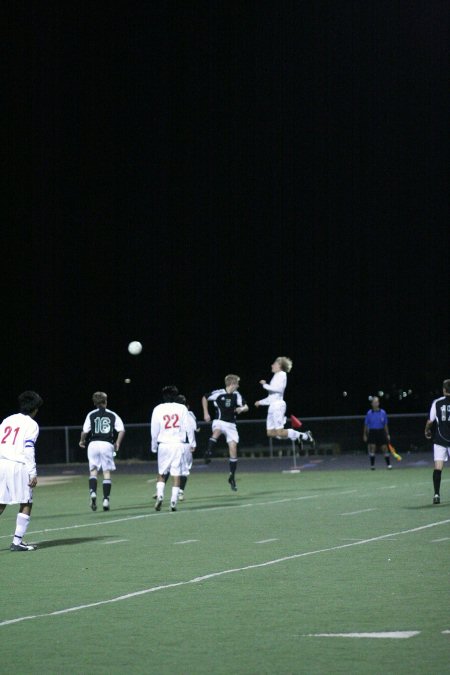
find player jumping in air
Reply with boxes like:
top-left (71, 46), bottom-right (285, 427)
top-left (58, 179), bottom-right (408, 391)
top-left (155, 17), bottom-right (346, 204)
top-left (255, 357), bottom-right (314, 446)
top-left (202, 374), bottom-right (248, 491)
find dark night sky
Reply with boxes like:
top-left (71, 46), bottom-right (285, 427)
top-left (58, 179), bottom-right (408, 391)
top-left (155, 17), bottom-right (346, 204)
top-left (4, 1), bottom-right (449, 425)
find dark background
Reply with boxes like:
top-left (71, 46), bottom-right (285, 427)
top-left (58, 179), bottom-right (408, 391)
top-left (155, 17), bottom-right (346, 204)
top-left (5, 1), bottom-right (449, 426)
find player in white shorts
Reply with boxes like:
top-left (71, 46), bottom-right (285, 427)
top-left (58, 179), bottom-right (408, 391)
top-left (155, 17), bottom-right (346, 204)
top-left (0, 391), bottom-right (43, 551)
top-left (79, 392), bottom-right (125, 512)
top-left (425, 379), bottom-right (450, 504)
top-left (202, 374), bottom-right (248, 491)
top-left (151, 386), bottom-right (195, 512)
top-left (176, 395), bottom-right (198, 500)
top-left (255, 356), bottom-right (314, 446)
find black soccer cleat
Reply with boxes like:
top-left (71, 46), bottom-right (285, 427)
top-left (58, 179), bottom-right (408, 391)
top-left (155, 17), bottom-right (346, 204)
top-left (10, 542), bottom-right (37, 552)
top-left (170, 501), bottom-right (177, 512)
top-left (155, 497), bottom-right (163, 512)
top-left (204, 449), bottom-right (212, 465)
top-left (228, 474), bottom-right (237, 491)
top-left (433, 494), bottom-right (440, 504)
top-left (90, 492), bottom-right (97, 511)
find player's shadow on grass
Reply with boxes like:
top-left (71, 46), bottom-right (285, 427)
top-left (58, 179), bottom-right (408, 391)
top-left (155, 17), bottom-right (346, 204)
top-left (36, 535), bottom-right (112, 548)
top-left (402, 504), bottom-right (449, 510)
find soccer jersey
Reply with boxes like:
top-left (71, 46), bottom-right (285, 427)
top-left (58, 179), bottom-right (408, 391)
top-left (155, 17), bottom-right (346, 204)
top-left (0, 412), bottom-right (39, 477)
top-left (429, 396), bottom-right (450, 446)
top-left (258, 371), bottom-right (287, 406)
top-left (205, 389), bottom-right (246, 423)
top-left (364, 409), bottom-right (388, 429)
top-left (82, 408), bottom-right (125, 443)
top-left (151, 402), bottom-right (194, 452)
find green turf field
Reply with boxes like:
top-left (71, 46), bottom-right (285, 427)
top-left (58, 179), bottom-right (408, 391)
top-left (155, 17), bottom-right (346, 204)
top-left (0, 465), bottom-right (449, 674)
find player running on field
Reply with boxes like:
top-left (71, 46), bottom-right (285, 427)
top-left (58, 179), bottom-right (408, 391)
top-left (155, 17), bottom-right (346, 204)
top-left (425, 378), bottom-right (450, 504)
top-left (0, 391), bottom-right (43, 551)
top-left (202, 374), bottom-right (249, 491)
top-left (79, 392), bottom-right (125, 512)
top-left (151, 386), bottom-right (195, 512)
top-left (255, 357), bottom-right (314, 446)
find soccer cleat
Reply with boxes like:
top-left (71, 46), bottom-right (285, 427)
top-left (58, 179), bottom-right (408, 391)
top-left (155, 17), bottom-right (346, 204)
top-left (170, 501), bottom-right (177, 512)
top-left (90, 492), bottom-right (97, 511)
top-left (302, 430), bottom-right (315, 445)
top-left (103, 498), bottom-right (110, 511)
top-left (228, 474), bottom-right (237, 491)
top-left (370, 466), bottom-right (376, 470)
top-left (387, 465), bottom-right (392, 470)
top-left (290, 414), bottom-right (303, 429)
top-left (10, 542), bottom-right (37, 552)
top-left (178, 490), bottom-right (184, 501)
top-left (204, 449), bottom-right (212, 464)
top-left (155, 497), bottom-right (163, 512)
top-left (433, 494), bottom-right (440, 504)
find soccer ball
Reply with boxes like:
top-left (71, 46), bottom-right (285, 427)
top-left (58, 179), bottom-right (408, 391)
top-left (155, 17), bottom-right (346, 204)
top-left (128, 341), bottom-right (143, 355)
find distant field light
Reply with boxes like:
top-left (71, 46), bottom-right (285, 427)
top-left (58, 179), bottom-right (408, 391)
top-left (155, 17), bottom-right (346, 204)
top-left (342, 391), bottom-right (348, 397)
top-left (368, 395), bottom-right (373, 401)
top-left (124, 378), bottom-right (131, 384)
top-left (377, 390), bottom-right (384, 397)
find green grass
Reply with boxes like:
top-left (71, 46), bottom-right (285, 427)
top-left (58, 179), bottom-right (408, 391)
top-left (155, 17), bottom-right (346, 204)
top-left (0, 465), bottom-right (449, 674)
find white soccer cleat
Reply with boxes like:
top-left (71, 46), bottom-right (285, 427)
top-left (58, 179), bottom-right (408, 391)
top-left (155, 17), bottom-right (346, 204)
top-left (103, 498), bottom-right (110, 511)
top-left (178, 490), bottom-right (184, 501)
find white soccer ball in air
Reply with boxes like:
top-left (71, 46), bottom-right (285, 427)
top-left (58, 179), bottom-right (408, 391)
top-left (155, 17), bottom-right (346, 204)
top-left (128, 341), bottom-right (143, 355)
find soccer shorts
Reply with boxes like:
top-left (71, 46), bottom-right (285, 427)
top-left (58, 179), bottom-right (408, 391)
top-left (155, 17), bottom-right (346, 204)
top-left (266, 400), bottom-right (287, 430)
top-left (367, 429), bottom-right (388, 446)
top-left (158, 442), bottom-right (187, 476)
top-left (0, 459), bottom-right (33, 504)
top-left (212, 420), bottom-right (239, 444)
top-left (88, 441), bottom-right (116, 472)
top-left (433, 444), bottom-right (450, 462)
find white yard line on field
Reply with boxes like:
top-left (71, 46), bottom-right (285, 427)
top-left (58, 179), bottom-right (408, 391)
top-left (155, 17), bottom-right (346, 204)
top-left (340, 508), bottom-right (377, 516)
top-left (1, 518), bottom-right (449, 628)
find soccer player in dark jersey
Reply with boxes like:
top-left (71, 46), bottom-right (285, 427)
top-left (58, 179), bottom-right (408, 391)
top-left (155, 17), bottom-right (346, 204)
top-left (425, 379), bottom-right (450, 504)
top-left (202, 374), bottom-right (248, 491)
top-left (79, 392), bottom-right (125, 511)
top-left (363, 396), bottom-right (392, 470)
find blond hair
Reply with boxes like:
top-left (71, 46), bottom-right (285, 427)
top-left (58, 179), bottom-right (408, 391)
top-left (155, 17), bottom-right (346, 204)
top-left (276, 357), bottom-right (293, 373)
top-left (92, 391), bottom-right (107, 406)
top-left (224, 374), bottom-right (240, 386)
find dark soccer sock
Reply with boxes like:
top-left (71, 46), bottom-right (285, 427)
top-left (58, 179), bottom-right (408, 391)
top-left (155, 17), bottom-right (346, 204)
top-left (433, 469), bottom-right (442, 495)
top-left (384, 455), bottom-right (391, 466)
top-left (103, 480), bottom-right (111, 498)
top-left (89, 477), bottom-right (97, 494)
top-left (369, 455), bottom-right (375, 467)
top-left (180, 475), bottom-right (188, 491)
top-left (229, 458), bottom-right (237, 476)
top-left (207, 438), bottom-right (217, 453)
top-left (164, 473), bottom-right (170, 483)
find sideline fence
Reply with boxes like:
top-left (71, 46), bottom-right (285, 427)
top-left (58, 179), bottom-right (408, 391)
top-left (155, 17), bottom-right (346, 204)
top-left (37, 414), bottom-right (429, 464)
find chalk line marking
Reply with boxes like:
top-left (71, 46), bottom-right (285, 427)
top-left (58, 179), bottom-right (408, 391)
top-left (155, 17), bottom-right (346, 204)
top-left (100, 539), bottom-right (128, 545)
top-left (442, 630), bottom-right (450, 634)
top-left (431, 537), bottom-right (450, 543)
top-left (301, 632), bottom-right (420, 639)
top-left (340, 508), bottom-right (377, 516)
top-left (255, 538), bottom-right (279, 544)
top-left (1, 519), bottom-right (449, 628)
top-left (174, 540), bottom-right (199, 545)
top-left (0, 494), bottom-right (320, 542)
top-left (376, 485), bottom-right (397, 490)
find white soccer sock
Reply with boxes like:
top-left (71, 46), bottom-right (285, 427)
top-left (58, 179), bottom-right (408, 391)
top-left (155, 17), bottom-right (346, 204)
top-left (287, 429), bottom-right (300, 441)
top-left (156, 481), bottom-right (165, 500)
top-left (13, 513), bottom-right (30, 545)
top-left (171, 486), bottom-right (180, 504)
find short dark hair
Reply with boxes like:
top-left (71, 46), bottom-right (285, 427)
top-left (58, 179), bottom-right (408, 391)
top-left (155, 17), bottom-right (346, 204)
top-left (18, 391), bottom-right (43, 415)
top-left (162, 385), bottom-right (179, 402)
top-left (175, 394), bottom-right (186, 405)
top-left (443, 379), bottom-right (450, 394)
